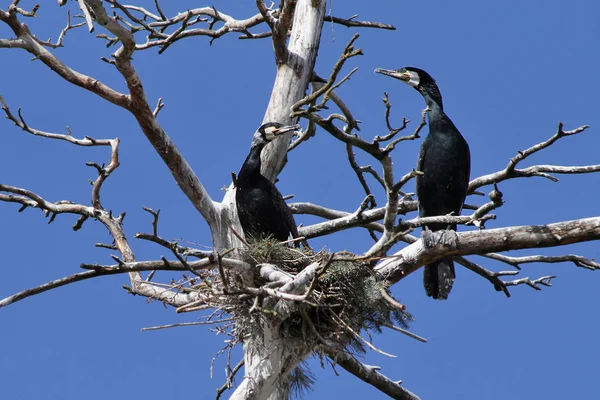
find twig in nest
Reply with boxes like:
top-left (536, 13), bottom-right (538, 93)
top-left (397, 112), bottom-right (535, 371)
top-left (141, 319), bottom-right (233, 331)
top-left (216, 359), bottom-right (244, 400)
top-left (382, 323), bottom-right (427, 343)
top-left (333, 315), bottom-right (397, 358)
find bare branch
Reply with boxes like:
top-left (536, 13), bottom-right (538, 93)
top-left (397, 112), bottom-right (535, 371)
top-left (469, 123), bottom-right (594, 191)
top-left (346, 144), bottom-right (378, 208)
top-left (333, 314), bottom-right (396, 358)
top-left (47, 10), bottom-right (87, 49)
top-left (292, 34), bottom-right (363, 117)
top-left (324, 15), bottom-right (395, 30)
top-left (9, 1), bottom-right (38, 18)
top-left (326, 348), bottom-right (420, 400)
top-left (256, 0), bottom-right (328, 183)
top-left (1, 4), bottom-right (217, 228)
top-left (153, 97), bottom-right (164, 117)
top-left (84, 1), bottom-right (219, 229)
top-left (216, 359), bottom-right (245, 400)
top-left (104, 3), bottom-right (394, 51)
top-left (375, 217), bottom-right (600, 285)
top-left (382, 323), bottom-right (427, 343)
top-left (294, 202), bottom-right (386, 238)
top-left (141, 319), bottom-right (234, 331)
top-left (134, 207), bottom-right (210, 258)
top-left (1, 96), bottom-right (120, 210)
top-left (0, 5), bottom-right (130, 106)
top-left (273, 0), bottom-right (296, 64)
top-left (0, 184), bottom-right (96, 221)
top-left (0, 257), bottom-right (250, 309)
top-left (467, 184), bottom-right (504, 228)
top-left (374, 92), bottom-right (408, 143)
top-left (0, 95), bottom-right (114, 148)
top-left (77, 0), bottom-right (95, 32)
top-left (118, 5), bottom-right (269, 51)
top-left (485, 253), bottom-right (600, 271)
top-left (381, 106), bottom-right (427, 154)
top-left (0, 37), bottom-right (27, 48)
top-left (312, 73), bottom-right (361, 131)
top-left (255, 1), bottom-right (276, 28)
top-left (455, 257), bottom-right (513, 297)
top-left (503, 275), bottom-right (557, 290)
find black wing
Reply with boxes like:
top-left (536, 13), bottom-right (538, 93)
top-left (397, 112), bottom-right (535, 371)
top-left (269, 182), bottom-right (298, 240)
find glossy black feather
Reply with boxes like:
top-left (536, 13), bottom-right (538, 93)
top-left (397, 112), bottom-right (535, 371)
top-left (236, 124), bottom-right (299, 244)
top-left (413, 68), bottom-right (470, 300)
top-left (376, 66), bottom-right (470, 300)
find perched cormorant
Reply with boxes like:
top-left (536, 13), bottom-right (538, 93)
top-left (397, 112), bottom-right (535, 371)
top-left (236, 122), bottom-right (301, 244)
top-left (375, 67), bottom-right (471, 300)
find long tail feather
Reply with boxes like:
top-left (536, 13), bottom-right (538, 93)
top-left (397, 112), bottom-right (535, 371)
top-left (423, 258), bottom-right (455, 300)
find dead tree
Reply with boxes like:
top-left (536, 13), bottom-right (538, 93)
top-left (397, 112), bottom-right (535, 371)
top-left (1, 2), bottom-right (598, 399)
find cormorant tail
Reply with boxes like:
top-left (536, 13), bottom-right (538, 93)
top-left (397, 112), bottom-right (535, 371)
top-left (423, 258), bottom-right (455, 300)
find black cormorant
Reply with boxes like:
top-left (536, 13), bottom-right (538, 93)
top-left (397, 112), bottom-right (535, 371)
top-left (236, 122), bottom-right (301, 244)
top-left (375, 66), bottom-right (471, 300)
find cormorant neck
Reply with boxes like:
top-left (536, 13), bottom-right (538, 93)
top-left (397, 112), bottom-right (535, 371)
top-left (418, 81), bottom-right (443, 111)
top-left (237, 144), bottom-right (265, 185)
top-left (425, 98), bottom-right (444, 120)
top-left (423, 94), bottom-right (443, 110)
top-left (419, 84), bottom-right (446, 125)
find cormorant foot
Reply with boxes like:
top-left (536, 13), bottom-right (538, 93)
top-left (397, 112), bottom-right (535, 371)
top-left (439, 229), bottom-right (458, 248)
top-left (421, 229), bottom-right (458, 249)
top-left (421, 229), bottom-right (437, 248)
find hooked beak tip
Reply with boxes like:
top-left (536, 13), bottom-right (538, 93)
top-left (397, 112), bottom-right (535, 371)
top-left (272, 124), bottom-right (301, 137)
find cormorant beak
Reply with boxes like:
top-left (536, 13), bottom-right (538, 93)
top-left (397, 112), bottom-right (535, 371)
top-left (267, 124), bottom-right (301, 140)
top-left (374, 68), bottom-right (411, 82)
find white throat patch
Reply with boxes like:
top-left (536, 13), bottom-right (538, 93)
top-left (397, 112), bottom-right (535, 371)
top-left (407, 71), bottom-right (420, 88)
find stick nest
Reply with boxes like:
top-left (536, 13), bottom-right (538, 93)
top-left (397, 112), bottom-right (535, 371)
top-left (236, 237), bottom-right (413, 355)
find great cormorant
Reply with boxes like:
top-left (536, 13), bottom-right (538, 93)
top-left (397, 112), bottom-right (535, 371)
top-left (375, 66), bottom-right (471, 300)
top-left (236, 122), bottom-right (301, 244)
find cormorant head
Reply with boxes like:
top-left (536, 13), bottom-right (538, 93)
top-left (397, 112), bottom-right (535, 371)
top-left (252, 122), bottom-right (301, 147)
top-left (375, 66), bottom-right (443, 109)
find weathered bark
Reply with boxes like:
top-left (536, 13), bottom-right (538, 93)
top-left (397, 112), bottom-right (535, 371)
top-left (375, 217), bottom-right (600, 284)
top-left (227, 1), bottom-right (327, 399)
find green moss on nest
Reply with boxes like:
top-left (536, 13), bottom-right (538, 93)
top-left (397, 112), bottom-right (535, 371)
top-left (242, 236), bottom-right (316, 273)
top-left (240, 239), bottom-right (413, 351)
top-left (232, 238), bottom-right (414, 395)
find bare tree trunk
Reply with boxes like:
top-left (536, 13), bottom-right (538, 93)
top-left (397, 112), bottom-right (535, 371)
top-left (227, 1), bottom-right (327, 399)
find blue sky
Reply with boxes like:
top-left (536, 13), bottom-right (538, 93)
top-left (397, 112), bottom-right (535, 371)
top-left (1, 1), bottom-right (599, 399)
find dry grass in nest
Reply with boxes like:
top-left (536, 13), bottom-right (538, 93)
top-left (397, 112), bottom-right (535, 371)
top-left (238, 237), bottom-right (413, 355)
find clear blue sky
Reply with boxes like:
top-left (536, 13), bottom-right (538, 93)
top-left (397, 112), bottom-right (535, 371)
top-left (1, 1), bottom-right (599, 399)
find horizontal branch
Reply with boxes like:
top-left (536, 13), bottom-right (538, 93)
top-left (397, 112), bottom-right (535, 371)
top-left (375, 217), bottom-right (600, 284)
top-left (111, 3), bottom-right (395, 51)
top-left (484, 253), bottom-right (600, 270)
top-left (293, 200), bottom-right (485, 239)
top-left (296, 202), bottom-right (386, 238)
top-left (503, 275), bottom-right (556, 290)
top-left (324, 15), bottom-right (395, 30)
top-left (0, 258), bottom-right (250, 309)
top-left (0, 183), bottom-right (96, 220)
top-left (0, 95), bottom-right (114, 147)
top-left (469, 123), bottom-right (594, 191)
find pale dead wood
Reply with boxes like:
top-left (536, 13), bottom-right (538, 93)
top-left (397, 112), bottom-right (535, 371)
top-left (326, 347), bottom-right (421, 400)
top-left (375, 217), bottom-right (600, 284)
